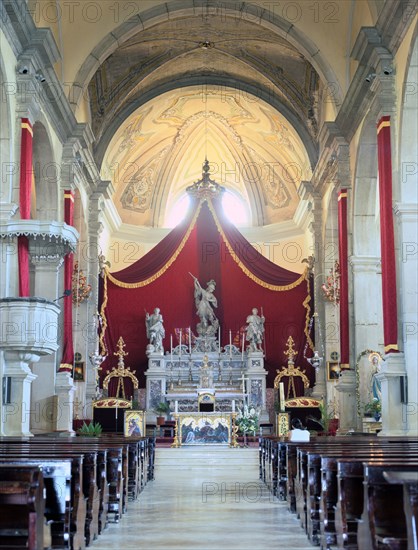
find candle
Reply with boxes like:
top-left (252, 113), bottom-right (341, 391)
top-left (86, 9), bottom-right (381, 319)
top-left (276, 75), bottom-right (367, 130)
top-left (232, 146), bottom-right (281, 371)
top-left (241, 332), bottom-right (245, 361)
top-left (189, 328), bottom-right (192, 354)
top-left (232, 399), bottom-right (235, 412)
top-left (218, 326), bottom-right (221, 354)
top-left (170, 335), bottom-right (173, 363)
top-left (179, 330), bottom-right (182, 359)
top-left (175, 400), bottom-right (178, 414)
top-left (279, 382), bottom-right (285, 412)
top-left (229, 330), bottom-right (232, 359)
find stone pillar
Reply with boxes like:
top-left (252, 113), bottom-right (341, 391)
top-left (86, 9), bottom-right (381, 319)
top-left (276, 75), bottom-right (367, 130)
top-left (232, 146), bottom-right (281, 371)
top-left (3, 352), bottom-right (38, 436)
top-left (55, 371), bottom-right (76, 434)
top-left (350, 256), bottom-right (383, 428)
top-left (376, 353), bottom-right (408, 436)
top-left (394, 203), bottom-right (418, 436)
top-left (298, 181), bottom-right (327, 399)
top-left (84, 186), bottom-right (110, 418)
top-left (335, 369), bottom-right (357, 433)
top-left (30, 257), bottom-right (64, 432)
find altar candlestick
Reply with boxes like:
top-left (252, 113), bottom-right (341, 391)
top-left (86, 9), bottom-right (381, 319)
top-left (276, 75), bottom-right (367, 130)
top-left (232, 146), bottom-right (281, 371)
top-left (179, 330), bottom-right (182, 359)
top-left (229, 330), bottom-right (232, 359)
top-left (170, 335), bottom-right (173, 363)
top-left (175, 400), bottom-right (178, 414)
top-left (241, 332), bottom-right (245, 361)
top-left (279, 382), bottom-right (285, 412)
top-left (232, 399), bottom-right (235, 412)
top-left (188, 328), bottom-right (192, 354)
top-left (218, 326), bottom-right (221, 354)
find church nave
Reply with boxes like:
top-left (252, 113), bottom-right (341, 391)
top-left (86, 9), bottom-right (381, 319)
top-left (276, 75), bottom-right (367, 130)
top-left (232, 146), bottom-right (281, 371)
top-left (91, 447), bottom-right (312, 550)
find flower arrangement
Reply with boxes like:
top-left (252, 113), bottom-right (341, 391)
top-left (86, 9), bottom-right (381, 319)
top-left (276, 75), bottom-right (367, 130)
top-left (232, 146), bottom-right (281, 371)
top-left (321, 261), bottom-right (340, 304)
top-left (235, 405), bottom-right (259, 436)
top-left (72, 262), bottom-right (92, 306)
top-left (364, 398), bottom-right (381, 417)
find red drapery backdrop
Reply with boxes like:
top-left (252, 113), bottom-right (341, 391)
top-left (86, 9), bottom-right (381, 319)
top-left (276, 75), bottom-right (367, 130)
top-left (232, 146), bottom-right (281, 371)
top-left (99, 197), bottom-right (314, 393)
top-left (59, 190), bottom-right (75, 372)
top-left (338, 189), bottom-right (350, 368)
top-left (377, 116), bottom-right (399, 354)
top-left (18, 118), bottom-right (33, 297)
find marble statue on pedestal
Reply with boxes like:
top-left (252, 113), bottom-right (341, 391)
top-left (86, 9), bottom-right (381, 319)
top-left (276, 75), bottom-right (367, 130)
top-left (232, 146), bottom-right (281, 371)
top-left (245, 308), bottom-right (265, 352)
top-left (190, 274), bottom-right (219, 336)
top-left (145, 308), bottom-right (165, 353)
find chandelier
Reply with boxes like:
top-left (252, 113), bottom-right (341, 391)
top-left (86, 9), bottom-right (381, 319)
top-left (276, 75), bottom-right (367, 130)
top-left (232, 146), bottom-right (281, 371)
top-left (321, 261), bottom-right (340, 304)
top-left (72, 262), bottom-right (92, 306)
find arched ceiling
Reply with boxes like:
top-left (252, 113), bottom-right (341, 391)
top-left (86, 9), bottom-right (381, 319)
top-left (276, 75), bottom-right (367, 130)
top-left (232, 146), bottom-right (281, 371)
top-left (101, 86), bottom-right (312, 227)
top-left (90, 9), bottom-right (324, 228)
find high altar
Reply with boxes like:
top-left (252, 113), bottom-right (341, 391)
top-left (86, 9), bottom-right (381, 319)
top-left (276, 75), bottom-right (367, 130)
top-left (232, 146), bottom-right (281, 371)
top-left (145, 341), bottom-right (268, 420)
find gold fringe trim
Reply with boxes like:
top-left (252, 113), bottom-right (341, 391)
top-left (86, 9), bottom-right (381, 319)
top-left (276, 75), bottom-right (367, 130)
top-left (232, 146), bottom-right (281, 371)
top-left (99, 273), bottom-right (108, 357)
top-left (206, 198), bottom-right (308, 291)
top-left (106, 202), bottom-right (203, 289)
top-left (384, 343), bottom-right (399, 353)
top-left (58, 363), bottom-right (73, 372)
top-left (377, 119), bottom-right (390, 134)
top-left (21, 122), bottom-right (33, 136)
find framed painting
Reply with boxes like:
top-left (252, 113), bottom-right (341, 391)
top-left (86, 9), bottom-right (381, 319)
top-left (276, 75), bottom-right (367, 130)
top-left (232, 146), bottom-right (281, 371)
top-left (124, 410), bottom-right (145, 437)
top-left (327, 361), bottom-right (341, 381)
top-left (73, 361), bottom-right (84, 381)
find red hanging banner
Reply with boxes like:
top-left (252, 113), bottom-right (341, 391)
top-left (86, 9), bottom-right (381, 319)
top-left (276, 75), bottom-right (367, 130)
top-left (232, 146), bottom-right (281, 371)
top-left (377, 116), bottom-right (399, 354)
top-left (59, 190), bottom-right (75, 373)
top-left (338, 188), bottom-right (350, 368)
top-left (18, 118), bottom-right (33, 296)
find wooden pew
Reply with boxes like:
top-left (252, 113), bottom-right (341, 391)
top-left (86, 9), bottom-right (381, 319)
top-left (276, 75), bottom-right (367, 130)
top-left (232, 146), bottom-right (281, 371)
top-left (0, 435), bottom-right (155, 549)
top-left (0, 457), bottom-right (75, 549)
top-left (357, 461), bottom-right (418, 550)
top-left (0, 465), bottom-right (44, 550)
top-left (336, 457), bottom-right (418, 549)
top-left (384, 470), bottom-right (418, 550)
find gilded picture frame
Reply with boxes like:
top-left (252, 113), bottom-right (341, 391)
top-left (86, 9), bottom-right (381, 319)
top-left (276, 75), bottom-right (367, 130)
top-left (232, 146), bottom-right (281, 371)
top-left (124, 410), bottom-right (145, 437)
top-left (73, 361), bottom-right (85, 381)
top-left (327, 361), bottom-right (341, 381)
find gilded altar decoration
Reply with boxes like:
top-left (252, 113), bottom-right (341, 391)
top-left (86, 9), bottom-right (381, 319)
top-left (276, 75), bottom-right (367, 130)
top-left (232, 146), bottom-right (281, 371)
top-left (72, 262), bottom-right (92, 305)
top-left (321, 260), bottom-right (340, 304)
top-left (274, 336), bottom-right (310, 399)
top-left (277, 412), bottom-right (290, 436)
top-left (179, 414), bottom-right (231, 445)
top-left (102, 336), bottom-right (139, 399)
top-left (186, 159), bottom-right (225, 200)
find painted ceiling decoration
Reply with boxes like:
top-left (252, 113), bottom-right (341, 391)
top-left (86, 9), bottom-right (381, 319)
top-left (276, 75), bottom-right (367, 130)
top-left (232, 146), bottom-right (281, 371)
top-left (94, 12), bottom-right (320, 228)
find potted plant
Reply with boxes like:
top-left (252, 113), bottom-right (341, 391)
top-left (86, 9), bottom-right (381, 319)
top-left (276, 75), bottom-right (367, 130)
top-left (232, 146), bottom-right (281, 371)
top-left (77, 421), bottom-right (103, 437)
top-left (364, 398), bottom-right (381, 421)
top-left (307, 402), bottom-right (338, 436)
top-left (154, 401), bottom-right (170, 425)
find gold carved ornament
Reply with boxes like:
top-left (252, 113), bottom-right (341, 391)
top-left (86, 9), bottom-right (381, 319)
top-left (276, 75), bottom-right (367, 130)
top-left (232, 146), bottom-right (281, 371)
top-left (102, 336), bottom-right (139, 400)
top-left (274, 336), bottom-right (310, 400)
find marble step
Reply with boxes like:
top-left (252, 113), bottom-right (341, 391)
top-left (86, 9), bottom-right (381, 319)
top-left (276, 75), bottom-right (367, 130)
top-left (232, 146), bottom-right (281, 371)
top-left (155, 447), bottom-right (259, 469)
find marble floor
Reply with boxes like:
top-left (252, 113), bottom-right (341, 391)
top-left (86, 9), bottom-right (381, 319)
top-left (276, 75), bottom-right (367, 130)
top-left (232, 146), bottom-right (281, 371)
top-left (91, 446), bottom-right (312, 550)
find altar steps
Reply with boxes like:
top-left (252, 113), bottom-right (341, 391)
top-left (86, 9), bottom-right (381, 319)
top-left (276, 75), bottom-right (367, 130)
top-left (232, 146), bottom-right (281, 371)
top-left (154, 446), bottom-right (259, 471)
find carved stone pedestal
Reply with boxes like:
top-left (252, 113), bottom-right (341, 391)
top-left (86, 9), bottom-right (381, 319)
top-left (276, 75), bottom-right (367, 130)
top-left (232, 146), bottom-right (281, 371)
top-left (2, 352), bottom-right (38, 436)
top-left (376, 353), bottom-right (408, 436)
top-left (335, 369), bottom-right (357, 433)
